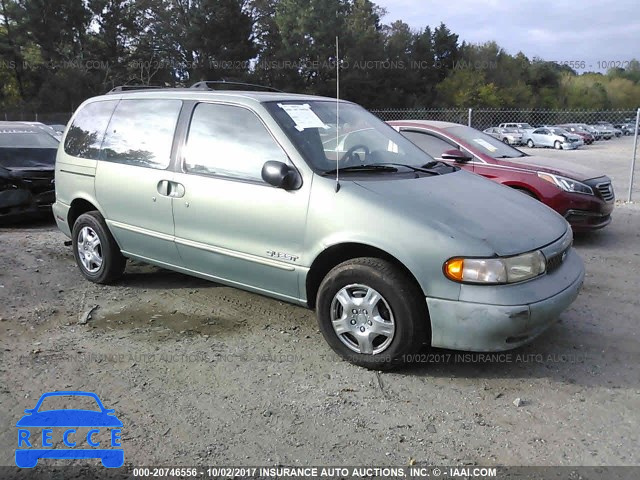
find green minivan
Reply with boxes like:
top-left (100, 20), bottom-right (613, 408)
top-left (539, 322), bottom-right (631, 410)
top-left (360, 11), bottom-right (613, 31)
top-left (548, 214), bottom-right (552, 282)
top-left (54, 85), bottom-right (584, 369)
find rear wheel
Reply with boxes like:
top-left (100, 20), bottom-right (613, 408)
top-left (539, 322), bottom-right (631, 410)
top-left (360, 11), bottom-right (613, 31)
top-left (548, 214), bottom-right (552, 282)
top-left (527, 139), bottom-right (534, 148)
top-left (316, 257), bottom-right (428, 370)
top-left (72, 211), bottom-right (126, 284)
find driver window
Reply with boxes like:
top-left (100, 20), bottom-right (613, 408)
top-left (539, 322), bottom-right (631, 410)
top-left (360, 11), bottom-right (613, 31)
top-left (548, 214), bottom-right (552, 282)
top-left (184, 103), bottom-right (289, 182)
top-left (401, 131), bottom-right (455, 158)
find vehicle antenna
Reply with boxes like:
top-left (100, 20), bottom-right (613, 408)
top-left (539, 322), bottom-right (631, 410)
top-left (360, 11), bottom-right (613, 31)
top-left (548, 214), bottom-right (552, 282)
top-left (335, 35), bottom-right (341, 193)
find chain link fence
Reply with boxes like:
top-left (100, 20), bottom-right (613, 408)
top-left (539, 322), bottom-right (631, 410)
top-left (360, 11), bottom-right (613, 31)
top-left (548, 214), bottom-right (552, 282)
top-left (1, 111), bottom-right (73, 125)
top-left (2, 107), bottom-right (637, 131)
top-left (372, 108), bottom-right (639, 133)
top-left (373, 107), bottom-right (640, 201)
top-left (2, 107), bottom-right (639, 200)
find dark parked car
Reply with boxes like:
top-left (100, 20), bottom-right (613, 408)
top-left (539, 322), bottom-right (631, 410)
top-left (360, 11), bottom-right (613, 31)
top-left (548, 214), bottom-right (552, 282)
top-left (0, 122), bottom-right (58, 221)
top-left (613, 123), bottom-right (636, 136)
top-left (389, 120), bottom-right (615, 231)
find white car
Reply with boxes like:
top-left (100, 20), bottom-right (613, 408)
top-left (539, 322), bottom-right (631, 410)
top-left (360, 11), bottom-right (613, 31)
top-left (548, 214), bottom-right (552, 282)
top-left (483, 127), bottom-right (524, 145)
top-left (523, 127), bottom-right (583, 150)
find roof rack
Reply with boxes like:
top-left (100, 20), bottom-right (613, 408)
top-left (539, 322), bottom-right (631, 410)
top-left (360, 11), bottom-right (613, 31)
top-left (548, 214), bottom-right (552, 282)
top-left (190, 81), bottom-right (283, 93)
top-left (107, 85), bottom-right (167, 94)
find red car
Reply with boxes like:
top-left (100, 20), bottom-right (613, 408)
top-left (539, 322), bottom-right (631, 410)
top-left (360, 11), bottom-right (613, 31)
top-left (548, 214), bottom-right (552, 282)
top-left (556, 125), bottom-right (595, 145)
top-left (388, 120), bottom-right (614, 231)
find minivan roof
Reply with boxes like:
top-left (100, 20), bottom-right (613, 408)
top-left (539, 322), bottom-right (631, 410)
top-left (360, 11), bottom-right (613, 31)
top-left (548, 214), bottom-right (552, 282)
top-left (92, 89), bottom-right (346, 105)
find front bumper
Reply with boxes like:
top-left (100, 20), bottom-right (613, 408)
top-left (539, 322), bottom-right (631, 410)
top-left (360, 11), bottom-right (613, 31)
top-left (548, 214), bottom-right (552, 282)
top-left (426, 247), bottom-right (585, 351)
top-left (0, 188), bottom-right (54, 220)
top-left (565, 209), bottom-right (612, 230)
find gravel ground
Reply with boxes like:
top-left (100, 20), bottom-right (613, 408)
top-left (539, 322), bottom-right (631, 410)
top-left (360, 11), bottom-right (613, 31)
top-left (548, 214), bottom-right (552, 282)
top-left (1, 137), bottom-right (639, 470)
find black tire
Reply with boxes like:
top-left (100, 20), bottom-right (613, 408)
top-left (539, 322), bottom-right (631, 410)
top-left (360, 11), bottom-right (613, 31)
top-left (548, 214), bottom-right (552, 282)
top-left (554, 140), bottom-right (562, 150)
top-left (72, 211), bottom-right (126, 284)
top-left (316, 257), bottom-right (429, 370)
top-left (527, 139), bottom-right (534, 148)
top-left (502, 137), bottom-right (510, 144)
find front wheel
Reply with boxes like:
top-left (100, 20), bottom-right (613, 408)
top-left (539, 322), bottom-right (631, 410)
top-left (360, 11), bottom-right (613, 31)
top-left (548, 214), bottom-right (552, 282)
top-left (316, 257), bottom-right (428, 369)
top-left (554, 140), bottom-right (562, 150)
top-left (527, 139), bottom-right (534, 148)
top-left (502, 137), bottom-right (510, 144)
top-left (72, 211), bottom-right (126, 284)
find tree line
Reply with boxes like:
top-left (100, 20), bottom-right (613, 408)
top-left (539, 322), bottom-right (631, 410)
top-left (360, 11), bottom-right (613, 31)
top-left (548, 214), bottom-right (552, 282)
top-left (1, 0), bottom-right (639, 113)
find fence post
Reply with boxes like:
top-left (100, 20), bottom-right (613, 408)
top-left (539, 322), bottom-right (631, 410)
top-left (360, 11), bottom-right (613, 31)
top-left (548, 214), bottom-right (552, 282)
top-left (628, 107), bottom-right (640, 202)
top-left (467, 108), bottom-right (473, 127)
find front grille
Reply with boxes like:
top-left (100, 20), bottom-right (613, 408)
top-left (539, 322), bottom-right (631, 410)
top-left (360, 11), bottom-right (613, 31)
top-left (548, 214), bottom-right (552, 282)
top-left (546, 249), bottom-right (568, 273)
top-left (595, 182), bottom-right (615, 201)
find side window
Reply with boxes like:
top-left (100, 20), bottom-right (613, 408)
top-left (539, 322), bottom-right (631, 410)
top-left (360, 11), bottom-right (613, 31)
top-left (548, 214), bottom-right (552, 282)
top-left (401, 131), bottom-right (455, 158)
top-left (184, 103), bottom-right (289, 182)
top-left (101, 99), bottom-right (182, 169)
top-left (64, 101), bottom-right (118, 159)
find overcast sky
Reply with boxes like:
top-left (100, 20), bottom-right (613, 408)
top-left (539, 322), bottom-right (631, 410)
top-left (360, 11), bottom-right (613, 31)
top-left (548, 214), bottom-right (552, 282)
top-left (375, 0), bottom-right (640, 72)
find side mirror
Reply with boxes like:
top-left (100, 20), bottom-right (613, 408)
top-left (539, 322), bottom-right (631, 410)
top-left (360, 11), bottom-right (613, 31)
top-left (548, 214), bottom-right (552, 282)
top-left (261, 161), bottom-right (302, 190)
top-left (441, 149), bottom-right (472, 163)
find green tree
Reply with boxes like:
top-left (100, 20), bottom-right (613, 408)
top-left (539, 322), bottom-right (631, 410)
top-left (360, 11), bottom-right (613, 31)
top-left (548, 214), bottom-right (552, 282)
top-left (436, 69), bottom-right (500, 107)
top-left (274, 0), bottom-right (347, 95)
top-left (379, 20), bottom-right (418, 107)
top-left (340, 0), bottom-right (386, 107)
top-left (411, 26), bottom-right (438, 106)
top-left (0, 0), bottom-right (26, 100)
top-left (432, 22), bottom-right (458, 82)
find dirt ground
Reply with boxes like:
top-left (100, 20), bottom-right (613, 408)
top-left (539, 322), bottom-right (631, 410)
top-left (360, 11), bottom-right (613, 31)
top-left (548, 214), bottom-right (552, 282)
top-left (1, 138), bottom-right (640, 470)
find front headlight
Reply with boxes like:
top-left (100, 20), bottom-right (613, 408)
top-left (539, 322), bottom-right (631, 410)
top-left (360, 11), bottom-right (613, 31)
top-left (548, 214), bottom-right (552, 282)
top-left (444, 251), bottom-right (546, 284)
top-left (537, 172), bottom-right (594, 195)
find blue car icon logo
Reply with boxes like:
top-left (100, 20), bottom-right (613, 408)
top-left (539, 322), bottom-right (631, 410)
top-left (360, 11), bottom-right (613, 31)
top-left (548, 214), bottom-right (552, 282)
top-left (16, 391), bottom-right (123, 468)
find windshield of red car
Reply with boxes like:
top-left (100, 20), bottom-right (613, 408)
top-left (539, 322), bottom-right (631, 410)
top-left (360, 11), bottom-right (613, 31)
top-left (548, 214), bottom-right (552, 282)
top-left (446, 125), bottom-right (526, 159)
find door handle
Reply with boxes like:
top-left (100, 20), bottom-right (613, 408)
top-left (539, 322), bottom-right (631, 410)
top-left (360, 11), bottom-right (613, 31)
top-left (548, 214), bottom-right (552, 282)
top-left (157, 180), bottom-right (170, 196)
top-left (167, 182), bottom-right (185, 198)
top-left (156, 181), bottom-right (185, 198)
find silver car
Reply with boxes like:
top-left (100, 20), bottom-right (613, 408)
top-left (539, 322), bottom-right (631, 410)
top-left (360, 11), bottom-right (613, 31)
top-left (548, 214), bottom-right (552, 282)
top-left (524, 127), bottom-right (583, 150)
top-left (53, 86), bottom-right (584, 369)
top-left (483, 127), bottom-right (524, 145)
top-left (588, 124), bottom-right (614, 140)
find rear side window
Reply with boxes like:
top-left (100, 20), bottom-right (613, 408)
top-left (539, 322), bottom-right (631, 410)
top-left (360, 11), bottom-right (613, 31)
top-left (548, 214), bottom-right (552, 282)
top-left (184, 103), bottom-right (288, 182)
top-left (101, 99), bottom-right (182, 169)
top-left (64, 101), bottom-right (118, 159)
top-left (402, 131), bottom-right (455, 158)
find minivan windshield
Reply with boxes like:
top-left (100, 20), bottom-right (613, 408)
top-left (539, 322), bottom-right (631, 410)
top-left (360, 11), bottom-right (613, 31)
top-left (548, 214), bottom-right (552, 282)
top-left (265, 101), bottom-right (439, 173)
top-left (445, 125), bottom-right (526, 159)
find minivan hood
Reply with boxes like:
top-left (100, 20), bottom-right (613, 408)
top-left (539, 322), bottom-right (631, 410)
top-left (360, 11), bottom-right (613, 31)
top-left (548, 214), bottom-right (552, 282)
top-left (502, 155), bottom-right (604, 182)
top-left (355, 170), bottom-right (567, 256)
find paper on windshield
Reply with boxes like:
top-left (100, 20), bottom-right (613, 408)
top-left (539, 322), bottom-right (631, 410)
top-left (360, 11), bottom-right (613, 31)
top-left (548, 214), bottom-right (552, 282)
top-left (472, 138), bottom-right (498, 152)
top-left (278, 103), bottom-right (329, 131)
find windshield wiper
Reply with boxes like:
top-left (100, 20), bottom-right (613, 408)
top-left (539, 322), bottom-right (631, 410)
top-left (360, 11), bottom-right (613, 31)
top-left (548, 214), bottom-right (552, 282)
top-left (322, 164), bottom-right (398, 175)
top-left (375, 162), bottom-right (446, 175)
top-left (420, 160), bottom-right (456, 171)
